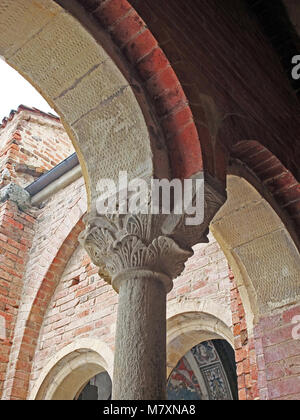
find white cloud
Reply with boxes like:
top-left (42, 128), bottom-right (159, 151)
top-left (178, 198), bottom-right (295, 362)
top-left (0, 58), bottom-right (57, 122)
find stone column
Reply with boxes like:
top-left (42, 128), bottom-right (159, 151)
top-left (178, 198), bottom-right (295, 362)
top-left (79, 182), bottom-right (225, 400)
top-left (113, 270), bottom-right (167, 400)
top-left (79, 214), bottom-right (194, 400)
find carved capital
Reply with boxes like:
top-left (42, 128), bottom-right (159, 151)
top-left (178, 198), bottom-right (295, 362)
top-left (79, 175), bottom-right (226, 292)
top-left (79, 214), bottom-right (193, 292)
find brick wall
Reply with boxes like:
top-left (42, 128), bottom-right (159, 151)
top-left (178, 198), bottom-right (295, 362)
top-left (229, 270), bottom-right (259, 400)
top-left (0, 106), bottom-right (74, 188)
top-left (0, 107), bottom-right (78, 398)
top-left (168, 234), bottom-right (232, 310)
top-left (1, 176), bottom-right (86, 400)
top-left (28, 222), bottom-right (233, 396)
top-left (230, 268), bottom-right (300, 401)
top-left (254, 304), bottom-right (300, 400)
top-left (0, 201), bottom-right (36, 399)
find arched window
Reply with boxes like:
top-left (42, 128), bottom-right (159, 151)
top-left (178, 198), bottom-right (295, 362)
top-left (167, 339), bottom-right (238, 400)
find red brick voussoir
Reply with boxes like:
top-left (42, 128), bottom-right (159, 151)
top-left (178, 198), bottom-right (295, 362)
top-left (77, 0), bottom-right (203, 180)
top-left (232, 141), bottom-right (300, 239)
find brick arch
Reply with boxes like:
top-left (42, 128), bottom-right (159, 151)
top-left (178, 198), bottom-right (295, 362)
top-left (76, 0), bottom-right (300, 188)
top-left (2, 215), bottom-right (85, 400)
top-left (231, 140), bottom-right (300, 242)
top-left (58, 0), bottom-right (204, 180)
top-left (1, 0), bottom-right (206, 198)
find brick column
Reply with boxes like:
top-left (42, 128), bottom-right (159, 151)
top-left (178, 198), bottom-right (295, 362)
top-left (0, 201), bottom-right (36, 399)
top-left (229, 269), bottom-right (259, 400)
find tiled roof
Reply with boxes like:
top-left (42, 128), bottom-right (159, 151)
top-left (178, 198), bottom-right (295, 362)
top-left (1, 104), bottom-right (60, 129)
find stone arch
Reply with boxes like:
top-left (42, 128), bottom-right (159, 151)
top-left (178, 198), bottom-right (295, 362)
top-left (60, 0), bottom-right (204, 181)
top-left (0, 0), bottom-right (153, 206)
top-left (29, 338), bottom-right (114, 400)
top-left (211, 173), bottom-right (300, 326)
top-left (231, 140), bottom-right (300, 245)
top-left (166, 305), bottom-right (234, 377)
top-left (167, 299), bottom-right (233, 331)
top-left (0, 0), bottom-right (205, 206)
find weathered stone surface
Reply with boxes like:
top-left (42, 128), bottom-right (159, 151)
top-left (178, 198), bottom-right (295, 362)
top-left (0, 0), bottom-right (162, 207)
top-left (112, 274), bottom-right (167, 400)
top-left (79, 173), bottom-right (225, 399)
top-left (212, 175), bottom-right (300, 316)
top-left (79, 213), bottom-right (193, 293)
top-left (0, 182), bottom-right (31, 211)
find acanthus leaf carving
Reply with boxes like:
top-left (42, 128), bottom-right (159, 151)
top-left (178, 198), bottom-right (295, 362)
top-left (79, 177), bottom-right (226, 291)
top-left (79, 213), bottom-right (193, 290)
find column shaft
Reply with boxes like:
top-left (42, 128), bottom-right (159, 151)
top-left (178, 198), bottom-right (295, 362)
top-left (112, 273), bottom-right (167, 400)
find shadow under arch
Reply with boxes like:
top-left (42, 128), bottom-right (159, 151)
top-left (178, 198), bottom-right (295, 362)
top-left (29, 338), bottom-right (114, 400)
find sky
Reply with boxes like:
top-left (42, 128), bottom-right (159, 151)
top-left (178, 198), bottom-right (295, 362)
top-left (0, 58), bottom-right (57, 122)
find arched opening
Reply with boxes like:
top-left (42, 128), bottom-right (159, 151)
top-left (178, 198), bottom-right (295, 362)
top-left (36, 350), bottom-right (110, 400)
top-left (30, 339), bottom-right (114, 400)
top-left (166, 311), bottom-right (237, 400)
top-left (76, 372), bottom-right (112, 400)
top-left (230, 141), bottom-right (300, 250)
top-left (211, 174), bottom-right (300, 323)
top-left (167, 339), bottom-right (238, 400)
top-left (0, 0), bottom-right (171, 209)
top-left (167, 311), bottom-right (234, 374)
